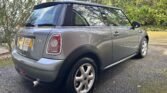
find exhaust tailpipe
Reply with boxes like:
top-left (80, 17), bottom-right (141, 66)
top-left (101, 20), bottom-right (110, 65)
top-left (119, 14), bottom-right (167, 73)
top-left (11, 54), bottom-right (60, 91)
top-left (33, 79), bottom-right (40, 87)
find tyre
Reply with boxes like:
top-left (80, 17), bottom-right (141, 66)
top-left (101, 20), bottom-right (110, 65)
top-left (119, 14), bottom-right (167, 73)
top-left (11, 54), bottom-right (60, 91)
top-left (136, 38), bottom-right (148, 58)
top-left (65, 57), bottom-right (97, 93)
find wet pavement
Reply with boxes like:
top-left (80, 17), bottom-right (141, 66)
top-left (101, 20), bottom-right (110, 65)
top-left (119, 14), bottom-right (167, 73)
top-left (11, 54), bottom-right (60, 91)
top-left (0, 45), bottom-right (167, 93)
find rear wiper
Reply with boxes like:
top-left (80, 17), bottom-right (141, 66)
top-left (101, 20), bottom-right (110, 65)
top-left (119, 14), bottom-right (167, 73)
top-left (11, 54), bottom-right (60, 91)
top-left (37, 24), bottom-right (56, 26)
top-left (25, 23), bottom-right (35, 27)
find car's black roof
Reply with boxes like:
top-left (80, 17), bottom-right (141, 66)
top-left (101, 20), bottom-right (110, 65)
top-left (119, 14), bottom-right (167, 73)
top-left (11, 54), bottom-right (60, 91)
top-left (34, 1), bottom-right (121, 10)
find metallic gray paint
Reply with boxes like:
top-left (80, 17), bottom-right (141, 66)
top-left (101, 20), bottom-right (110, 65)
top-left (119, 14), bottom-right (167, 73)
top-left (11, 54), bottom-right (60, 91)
top-left (12, 25), bottom-right (147, 83)
top-left (12, 49), bottom-right (63, 82)
top-left (12, 3), bottom-right (148, 83)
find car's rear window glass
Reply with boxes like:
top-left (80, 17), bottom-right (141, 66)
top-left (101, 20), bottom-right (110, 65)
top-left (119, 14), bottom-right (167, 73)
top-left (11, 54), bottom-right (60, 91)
top-left (26, 4), bottom-right (62, 26)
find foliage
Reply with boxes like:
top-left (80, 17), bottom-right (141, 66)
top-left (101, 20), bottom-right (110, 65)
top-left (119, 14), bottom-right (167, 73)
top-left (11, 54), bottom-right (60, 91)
top-left (82, 0), bottom-right (167, 26)
top-left (0, 0), bottom-right (166, 52)
top-left (98, 0), bottom-right (167, 26)
top-left (142, 26), bottom-right (167, 31)
top-left (0, 0), bottom-right (41, 52)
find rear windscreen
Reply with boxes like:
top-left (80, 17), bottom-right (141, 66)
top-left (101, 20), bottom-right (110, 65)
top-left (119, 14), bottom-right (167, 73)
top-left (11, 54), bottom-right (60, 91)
top-left (26, 4), bottom-right (62, 26)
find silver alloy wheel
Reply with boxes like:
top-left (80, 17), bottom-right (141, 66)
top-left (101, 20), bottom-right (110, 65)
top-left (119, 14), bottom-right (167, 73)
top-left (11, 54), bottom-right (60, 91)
top-left (141, 40), bottom-right (148, 56)
top-left (74, 63), bottom-right (95, 93)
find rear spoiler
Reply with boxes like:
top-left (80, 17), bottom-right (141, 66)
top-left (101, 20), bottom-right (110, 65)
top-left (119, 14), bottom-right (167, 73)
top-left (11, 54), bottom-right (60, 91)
top-left (34, 2), bottom-right (58, 9)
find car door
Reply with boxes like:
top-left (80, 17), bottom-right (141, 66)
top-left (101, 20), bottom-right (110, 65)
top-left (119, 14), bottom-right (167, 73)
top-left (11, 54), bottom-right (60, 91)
top-left (71, 4), bottom-right (113, 68)
top-left (110, 9), bottom-right (140, 62)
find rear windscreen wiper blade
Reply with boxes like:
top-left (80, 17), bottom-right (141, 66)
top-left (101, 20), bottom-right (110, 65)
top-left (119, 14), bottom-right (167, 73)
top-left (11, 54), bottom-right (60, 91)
top-left (25, 23), bottom-right (35, 27)
top-left (37, 24), bottom-right (56, 26)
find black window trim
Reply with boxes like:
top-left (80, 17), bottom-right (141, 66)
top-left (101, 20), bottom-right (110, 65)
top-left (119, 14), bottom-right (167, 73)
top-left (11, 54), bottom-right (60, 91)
top-left (34, 1), bottom-right (121, 10)
top-left (62, 4), bottom-right (73, 26)
top-left (62, 2), bottom-right (132, 27)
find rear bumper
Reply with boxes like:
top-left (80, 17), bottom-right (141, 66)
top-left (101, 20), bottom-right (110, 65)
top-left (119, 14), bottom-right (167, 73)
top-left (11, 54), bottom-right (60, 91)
top-left (12, 49), bottom-right (64, 83)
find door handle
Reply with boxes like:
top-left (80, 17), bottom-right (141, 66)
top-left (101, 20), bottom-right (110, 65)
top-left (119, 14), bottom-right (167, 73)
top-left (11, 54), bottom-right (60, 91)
top-left (114, 31), bottom-right (120, 36)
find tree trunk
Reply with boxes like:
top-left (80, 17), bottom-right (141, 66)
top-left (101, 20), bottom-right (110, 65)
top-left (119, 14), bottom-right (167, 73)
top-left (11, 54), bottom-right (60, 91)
top-left (7, 40), bottom-right (12, 52)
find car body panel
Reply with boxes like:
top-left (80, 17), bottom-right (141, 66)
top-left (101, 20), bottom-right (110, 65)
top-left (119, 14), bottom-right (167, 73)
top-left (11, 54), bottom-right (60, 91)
top-left (12, 49), bottom-right (63, 82)
top-left (12, 1), bottom-right (149, 84)
top-left (112, 26), bottom-right (140, 62)
top-left (17, 28), bottom-right (53, 60)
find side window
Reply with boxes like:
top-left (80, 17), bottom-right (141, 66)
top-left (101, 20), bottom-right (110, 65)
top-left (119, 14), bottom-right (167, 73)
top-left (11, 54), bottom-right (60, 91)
top-left (73, 4), bottom-right (106, 26)
top-left (114, 10), bottom-right (131, 26)
top-left (99, 7), bottom-right (131, 26)
top-left (100, 8), bottom-right (120, 26)
top-left (73, 10), bottom-right (88, 26)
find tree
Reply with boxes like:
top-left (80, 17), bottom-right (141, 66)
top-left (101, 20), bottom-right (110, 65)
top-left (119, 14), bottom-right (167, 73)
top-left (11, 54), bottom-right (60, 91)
top-left (92, 0), bottom-right (167, 26)
top-left (0, 0), bottom-right (40, 52)
top-left (0, 0), bottom-right (166, 52)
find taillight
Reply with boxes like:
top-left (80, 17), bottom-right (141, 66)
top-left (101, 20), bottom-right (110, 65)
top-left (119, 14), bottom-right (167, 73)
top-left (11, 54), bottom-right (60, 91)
top-left (47, 34), bottom-right (62, 55)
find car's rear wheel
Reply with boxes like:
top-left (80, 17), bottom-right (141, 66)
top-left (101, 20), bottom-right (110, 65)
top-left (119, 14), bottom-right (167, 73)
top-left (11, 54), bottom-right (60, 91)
top-left (136, 38), bottom-right (148, 58)
top-left (65, 57), bottom-right (97, 93)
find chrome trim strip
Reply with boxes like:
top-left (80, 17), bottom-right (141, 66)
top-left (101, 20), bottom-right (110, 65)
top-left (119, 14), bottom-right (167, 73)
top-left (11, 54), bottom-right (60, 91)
top-left (104, 53), bottom-right (136, 70)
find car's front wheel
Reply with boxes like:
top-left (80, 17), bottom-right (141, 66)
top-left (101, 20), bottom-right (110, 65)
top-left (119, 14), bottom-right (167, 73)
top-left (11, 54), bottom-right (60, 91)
top-left (65, 57), bottom-right (97, 93)
top-left (136, 38), bottom-right (148, 58)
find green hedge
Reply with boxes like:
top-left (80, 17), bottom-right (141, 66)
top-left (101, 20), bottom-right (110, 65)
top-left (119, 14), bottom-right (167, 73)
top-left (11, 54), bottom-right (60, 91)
top-left (90, 0), bottom-right (167, 26)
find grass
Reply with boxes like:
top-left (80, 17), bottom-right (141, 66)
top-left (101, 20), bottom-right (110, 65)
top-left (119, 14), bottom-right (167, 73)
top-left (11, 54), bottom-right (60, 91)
top-left (0, 58), bottom-right (13, 67)
top-left (147, 31), bottom-right (167, 45)
top-left (142, 26), bottom-right (167, 45)
top-left (142, 26), bottom-right (167, 31)
top-left (148, 31), bottom-right (167, 39)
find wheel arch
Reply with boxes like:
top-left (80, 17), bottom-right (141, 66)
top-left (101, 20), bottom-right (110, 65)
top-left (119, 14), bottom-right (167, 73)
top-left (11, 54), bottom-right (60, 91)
top-left (145, 35), bottom-right (149, 43)
top-left (63, 45), bottom-right (102, 73)
top-left (55, 45), bottom-right (102, 86)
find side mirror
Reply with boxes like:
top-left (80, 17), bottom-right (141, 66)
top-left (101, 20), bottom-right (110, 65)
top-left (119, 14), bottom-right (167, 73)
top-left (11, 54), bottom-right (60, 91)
top-left (131, 21), bottom-right (141, 29)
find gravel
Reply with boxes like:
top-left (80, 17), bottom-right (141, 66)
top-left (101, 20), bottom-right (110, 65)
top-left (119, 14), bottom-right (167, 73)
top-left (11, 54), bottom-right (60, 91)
top-left (0, 45), bottom-right (167, 93)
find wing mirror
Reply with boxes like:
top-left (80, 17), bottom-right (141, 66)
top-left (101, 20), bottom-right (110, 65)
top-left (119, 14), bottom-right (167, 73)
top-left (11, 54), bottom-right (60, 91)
top-left (131, 21), bottom-right (141, 29)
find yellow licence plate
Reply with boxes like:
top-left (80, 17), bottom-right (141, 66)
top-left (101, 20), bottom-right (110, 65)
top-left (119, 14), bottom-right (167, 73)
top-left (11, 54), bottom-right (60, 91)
top-left (17, 37), bottom-right (33, 51)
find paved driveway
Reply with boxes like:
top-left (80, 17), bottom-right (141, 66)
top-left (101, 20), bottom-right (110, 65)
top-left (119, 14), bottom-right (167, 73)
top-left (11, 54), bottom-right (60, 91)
top-left (0, 46), bottom-right (8, 55)
top-left (0, 45), bottom-right (167, 93)
top-left (0, 46), bottom-right (9, 59)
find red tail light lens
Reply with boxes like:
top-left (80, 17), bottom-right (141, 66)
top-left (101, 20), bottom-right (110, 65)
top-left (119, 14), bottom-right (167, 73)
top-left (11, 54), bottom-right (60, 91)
top-left (47, 34), bottom-right (62, 55)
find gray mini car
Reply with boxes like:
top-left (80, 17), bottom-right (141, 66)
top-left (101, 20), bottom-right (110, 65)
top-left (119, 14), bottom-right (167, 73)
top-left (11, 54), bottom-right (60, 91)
top-left (12, 1), bottom-right (149, 93)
